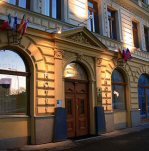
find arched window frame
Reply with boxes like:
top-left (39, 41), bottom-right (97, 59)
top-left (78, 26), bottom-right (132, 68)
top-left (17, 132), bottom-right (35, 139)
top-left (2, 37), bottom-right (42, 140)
top-left (138, 74), bottom-right (149, 119)
top-left (64, 62), bottom-right (88, 81)
top-left (112, 69), bottom-right (127, 110)
top-left (0, 50), bottom-right (30, 115)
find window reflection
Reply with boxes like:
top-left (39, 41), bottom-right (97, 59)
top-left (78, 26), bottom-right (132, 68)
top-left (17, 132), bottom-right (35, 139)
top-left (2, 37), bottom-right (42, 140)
top-left (88, 0), bottom-right (99, 33)
top-left (43, 0), bottom-right (62, 20)
top-left (7, 0), bottom-right (16, 5)
top-left (0, 75), bottom-right (27, 114)
top-left (6, 0), bottom-right (30, 9)
top-left (0, 50), bottom-right (29, 115)
top-left (138, 74), bottom-right (149, 119)
top-left (112, 69), bottom-right (126, 110)
top-left (0, 50), bottom-right (26, 72)
top-left (19, 0), bottom-right (26, 8)
top-left (64, 63), bottom-right (88, 80)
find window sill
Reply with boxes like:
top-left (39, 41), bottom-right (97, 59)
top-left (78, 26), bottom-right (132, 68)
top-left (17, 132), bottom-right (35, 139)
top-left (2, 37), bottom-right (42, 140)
top-left (0, 115), bottom-right (29, 119)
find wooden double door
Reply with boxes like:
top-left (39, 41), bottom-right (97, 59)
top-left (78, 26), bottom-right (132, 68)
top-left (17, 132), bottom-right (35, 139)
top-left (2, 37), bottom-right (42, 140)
top-left (65, 80), bottom-right (89, 138)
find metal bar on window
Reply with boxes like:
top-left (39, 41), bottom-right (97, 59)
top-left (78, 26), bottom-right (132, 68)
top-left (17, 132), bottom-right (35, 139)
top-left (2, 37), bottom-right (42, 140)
top-left (0, 69), bottom-right (30, 77)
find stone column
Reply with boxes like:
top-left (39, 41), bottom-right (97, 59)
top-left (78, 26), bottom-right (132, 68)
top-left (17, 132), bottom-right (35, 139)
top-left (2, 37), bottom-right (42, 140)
top-left (89, 80), bottom-right (96, 134)
top-left (54, 49), bottom-right (64, 107)
top-left (96, 58), bottom-right (102, 106)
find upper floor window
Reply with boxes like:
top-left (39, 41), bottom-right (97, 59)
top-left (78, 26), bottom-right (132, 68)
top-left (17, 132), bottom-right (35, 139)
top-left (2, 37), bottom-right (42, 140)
top-left (7, 0), bottom-right (30, 9)
top-left (144, 27), bottom-right (149, 52)
top-left (138, 74), bottom-right (149, 119)
top-left (44, 0), bottom-right (62, 20)
top-left (132, 21), bottom-right (139, 48)
top-left (88, 0), bottom-right (99, 33)
top-left (0, 50), bottom-right (30, 115)
top-left (141, 0), bottom-right (148, 4)
top-left (107, 8), bottom-right (117, 40)
top-left (112, 69), bottom-right (127, 110)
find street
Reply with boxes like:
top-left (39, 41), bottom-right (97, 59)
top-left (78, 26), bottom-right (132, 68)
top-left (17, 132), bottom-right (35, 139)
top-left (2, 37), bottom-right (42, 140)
top-left (62, 128), bottom-right (149, 151)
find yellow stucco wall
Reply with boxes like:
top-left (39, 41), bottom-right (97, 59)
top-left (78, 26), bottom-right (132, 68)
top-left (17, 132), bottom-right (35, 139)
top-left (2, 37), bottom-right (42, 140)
top-left (114, 111), bottom-right (127, 128)
top-left (0, 118), bottom-right (30, 139)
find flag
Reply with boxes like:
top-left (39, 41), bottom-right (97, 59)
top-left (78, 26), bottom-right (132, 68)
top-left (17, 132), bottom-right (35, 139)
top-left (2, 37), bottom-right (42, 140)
top-left (17, 14), bottom-right (26, 32)
top-left (13, 14), bottom-right (18, 31)
top-left (1, 14), bottom-right (11, 31)
top-left (117, 48), bottom-right (123, 60)
top-left (21, 17), bottom-right (29, 36)
top-left (122, 49), bottom-right (127, 62)
top-left (122, 48), bottom-right (132, 62)
top-left (126, 48), bottom-right (132, 60)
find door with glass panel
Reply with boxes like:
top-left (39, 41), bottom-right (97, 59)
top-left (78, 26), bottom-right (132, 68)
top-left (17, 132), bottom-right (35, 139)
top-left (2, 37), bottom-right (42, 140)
top-left (65, 80), bottom-right (89, 138)
top-left (64, 62), bottom-right (89, 138)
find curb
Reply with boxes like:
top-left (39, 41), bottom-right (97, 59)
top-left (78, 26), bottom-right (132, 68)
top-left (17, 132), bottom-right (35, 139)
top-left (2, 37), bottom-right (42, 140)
top-left (20, 123), bottom-right (149, 151)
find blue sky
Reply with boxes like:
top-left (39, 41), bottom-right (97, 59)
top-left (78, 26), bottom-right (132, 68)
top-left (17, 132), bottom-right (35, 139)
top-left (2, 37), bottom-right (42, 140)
top-left (0, 50), bottom-right (26, 91)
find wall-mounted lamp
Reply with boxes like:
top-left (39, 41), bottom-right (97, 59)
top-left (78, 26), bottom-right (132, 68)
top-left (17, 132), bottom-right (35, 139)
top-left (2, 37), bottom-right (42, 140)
top-left (45, 26), bottom-right (62, 34)
top-left (57, 27), bottom-right (62, 34)
top-left (78, 15), bottom-right (93, 26)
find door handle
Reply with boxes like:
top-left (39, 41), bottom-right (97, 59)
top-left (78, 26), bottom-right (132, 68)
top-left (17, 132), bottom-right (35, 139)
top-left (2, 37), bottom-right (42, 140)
top-left (76, 104), bottom-right (79, 110)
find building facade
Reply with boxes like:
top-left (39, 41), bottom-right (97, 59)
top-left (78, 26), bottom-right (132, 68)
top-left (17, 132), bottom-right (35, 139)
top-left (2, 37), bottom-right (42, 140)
top-left (0, 0), bottom-right (149, 149)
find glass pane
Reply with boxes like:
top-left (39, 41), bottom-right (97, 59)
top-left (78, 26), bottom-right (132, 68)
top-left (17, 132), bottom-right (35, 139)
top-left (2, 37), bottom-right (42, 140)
top-left (66, 99), bottom-right (72, 115)
top-left (112, 69), bottom-right (124, 83)
top-left (80, 99), bottom-right (85, 114)
top-left (44, 0), bottom-right (50, 16)
top-left (19, 0), bottom-right (26, 8)
top-left (7, 0), bottom-right (16, 5)
top-left (64, 63), bottom-right (88, 80)
top-left (112, 85), bottom-right (125, 110)
top-left (0, 50), bottom-right (26, 72)
top-left (108, 10), bottom-right (112, 17)
top-left (138, 87), bottom-right (146, 118)
top-left (88, 1), bottom-right (93, 8)
top-left (132, 21), bottom-right (138, 29)
top-left (52, 0), bottom-right (57, 18)
top-left (138, 74), bottom-right (149, 86)
top-left (0, 74), bottom-right (27, 114)
top-left (146, 89), bottom-right (149, 117)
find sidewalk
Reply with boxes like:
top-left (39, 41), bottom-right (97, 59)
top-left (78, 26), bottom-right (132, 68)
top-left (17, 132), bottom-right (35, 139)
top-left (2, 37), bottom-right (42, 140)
top-left (20, 123), bottom-right (149, 151)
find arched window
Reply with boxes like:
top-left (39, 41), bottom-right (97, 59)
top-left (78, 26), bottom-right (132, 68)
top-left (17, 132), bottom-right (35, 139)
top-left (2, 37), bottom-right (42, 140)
top-left (138, 74), bottom-right (149, 119)
top-left (64, 62), bottom-right (88, 80)
top-left (112, 69), bottom-right (126, 110)
top-left (0, 50), bottom-right (30, 115)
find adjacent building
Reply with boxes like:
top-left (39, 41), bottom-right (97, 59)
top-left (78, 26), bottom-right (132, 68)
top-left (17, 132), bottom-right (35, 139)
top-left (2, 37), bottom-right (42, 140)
top-left (0, 0), bottom-right (149, 149)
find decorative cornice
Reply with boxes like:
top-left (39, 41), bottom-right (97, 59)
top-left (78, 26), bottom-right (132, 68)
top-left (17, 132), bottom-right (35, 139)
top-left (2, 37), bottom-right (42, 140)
top-left (112, 0), bottom-right (149, 19)
top-left (96, 58), bottom-right (102, 67)
top-left (67, 32), bottom-right (92, 46)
